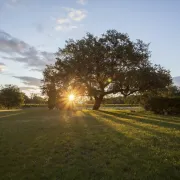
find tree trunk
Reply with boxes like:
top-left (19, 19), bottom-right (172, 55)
top-left (93, 95), bottom-right (103, 110)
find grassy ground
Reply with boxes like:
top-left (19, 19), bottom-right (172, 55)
top-left (0, 108), bottom-right (179, 180)
top-left (84, 104), bottom-right (139, 108)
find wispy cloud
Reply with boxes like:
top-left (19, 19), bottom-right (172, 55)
top-left (55, 24), bottom-right (77, 31)
top-left (0, 62), bottom-right (6, 73)
top-left (19, 86), bottom-right (37, 91)
top-left (0, 62), bottom-right (5, 65)
top-left (55, 7), bottom-right (87, 31)
top-left (13, 76), bottom-right (41, 87)
top-left (76, 0), bottom-right (87, 5)
top-left (57, 18), bottom-right (70, 24)
top-left (19, 86), bottom-right (41, 94)
top-left (0, 30), bottom-right (55, 69)
top-left (30, 68), bottom-right (43, 72)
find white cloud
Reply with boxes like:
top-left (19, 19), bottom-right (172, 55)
top-left (55, 24), bottom-right (77, 31)
top-left (76, 0), bottom-right (87, 5)
top-left (67, 8), bottom-right (87, 21)
top-left (55, 7), bottom-right (87, 32)
top-left (57, 18), bottom-right (70, 24)
top-left (0, 62), bottom-right (6, 73)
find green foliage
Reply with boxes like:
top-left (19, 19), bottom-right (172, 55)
top-left (142, 97), bottom-right (180, 114)
top-left (42, 30), bottom-right (172, 110)
top-left (99, 95), bottom-right (141, 104)
top-left (30, 94), bottom-right (47, 104)
top-left (21, 92), bottom-right (30, 104)
top-left (22, 93), bottom-right (47, 105)
top-left (124, 95), bottom-right (141, 104)
top-left (102, 96), bottom-right (125, 104)
top-left (158, 85), bottom-right (180, 97)
top-left (0, 109), bottom-right (179, 179)
top-left (42, 67), bottom-right (57, 110)
top-left (0, 85), bottom-right (24, 108)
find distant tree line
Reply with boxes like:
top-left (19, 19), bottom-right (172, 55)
top-left (23, 93), bottom-right (47, 105)
top-left (0, 85), bottom-right (47, 109)
top-left (99, 85), bottom-right (180, 105)
top-left (86, 95), bottom-right (140, 104)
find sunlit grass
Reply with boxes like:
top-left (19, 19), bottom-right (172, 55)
top-left (0, 108), bottom-right (179, 179)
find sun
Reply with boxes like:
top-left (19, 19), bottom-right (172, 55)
top-left (68, 94), bottom-right (75, 101)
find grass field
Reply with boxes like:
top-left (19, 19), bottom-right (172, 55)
top-left (0, 108), bottom-right (180, 180)
top-left (83, 104), bottom-right (139, 108)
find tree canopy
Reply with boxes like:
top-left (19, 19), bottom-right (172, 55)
top-left (0, 85), bottom-right (24, 109)
top-left (42, 30), bottom-right (172, 110)
top-left (22, 93), bottom-right (47, 105)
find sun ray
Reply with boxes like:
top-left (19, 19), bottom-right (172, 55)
top-left (68, 94), bottom-right (75, 101)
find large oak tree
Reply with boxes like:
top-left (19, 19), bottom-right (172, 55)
top-left (42, 30), bottom-right (172, 110)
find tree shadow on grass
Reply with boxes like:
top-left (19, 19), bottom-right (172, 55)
top-left (135, 112), bottom-right (180, 123)
top-left (99, 110), bottom-right (180, 131)
top-left (0, 110), bottom-right (24, 120)
top-left (33, 110), bottom-right (133, 179)
top-left (61, 111), bottom-right (141, 179)
top-left (96, 110), bottom-right (180, 146)
top-left (0, 110), bottom-right (76, 179)
top-left (49, 110), bottom-right (179, 180)
top-left (1, 109), bottom-right (179, 180)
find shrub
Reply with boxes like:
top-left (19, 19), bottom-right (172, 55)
top-left (141, 97), bottom-right (180, 114)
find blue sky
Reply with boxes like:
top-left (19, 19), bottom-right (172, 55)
top-left (0, 0), bottom-right (180, 94)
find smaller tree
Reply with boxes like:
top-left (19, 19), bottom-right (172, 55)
top-left (21, 92), bottom-right (30, 105)
top-left (162, 85), bottom-right (180, 97)
top-left (0, 85), bottom-right (24, 109)
top-left (30, 93), bottom-right (46, 104)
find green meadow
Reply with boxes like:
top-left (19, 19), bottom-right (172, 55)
top-left (0, 108), bottom-right (179, 180)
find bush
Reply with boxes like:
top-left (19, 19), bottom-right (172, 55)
top-left (141, 97), bottom-right (180, 114)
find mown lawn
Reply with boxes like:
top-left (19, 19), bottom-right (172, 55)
top-left (0, 108), bottom-right (179, 180)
